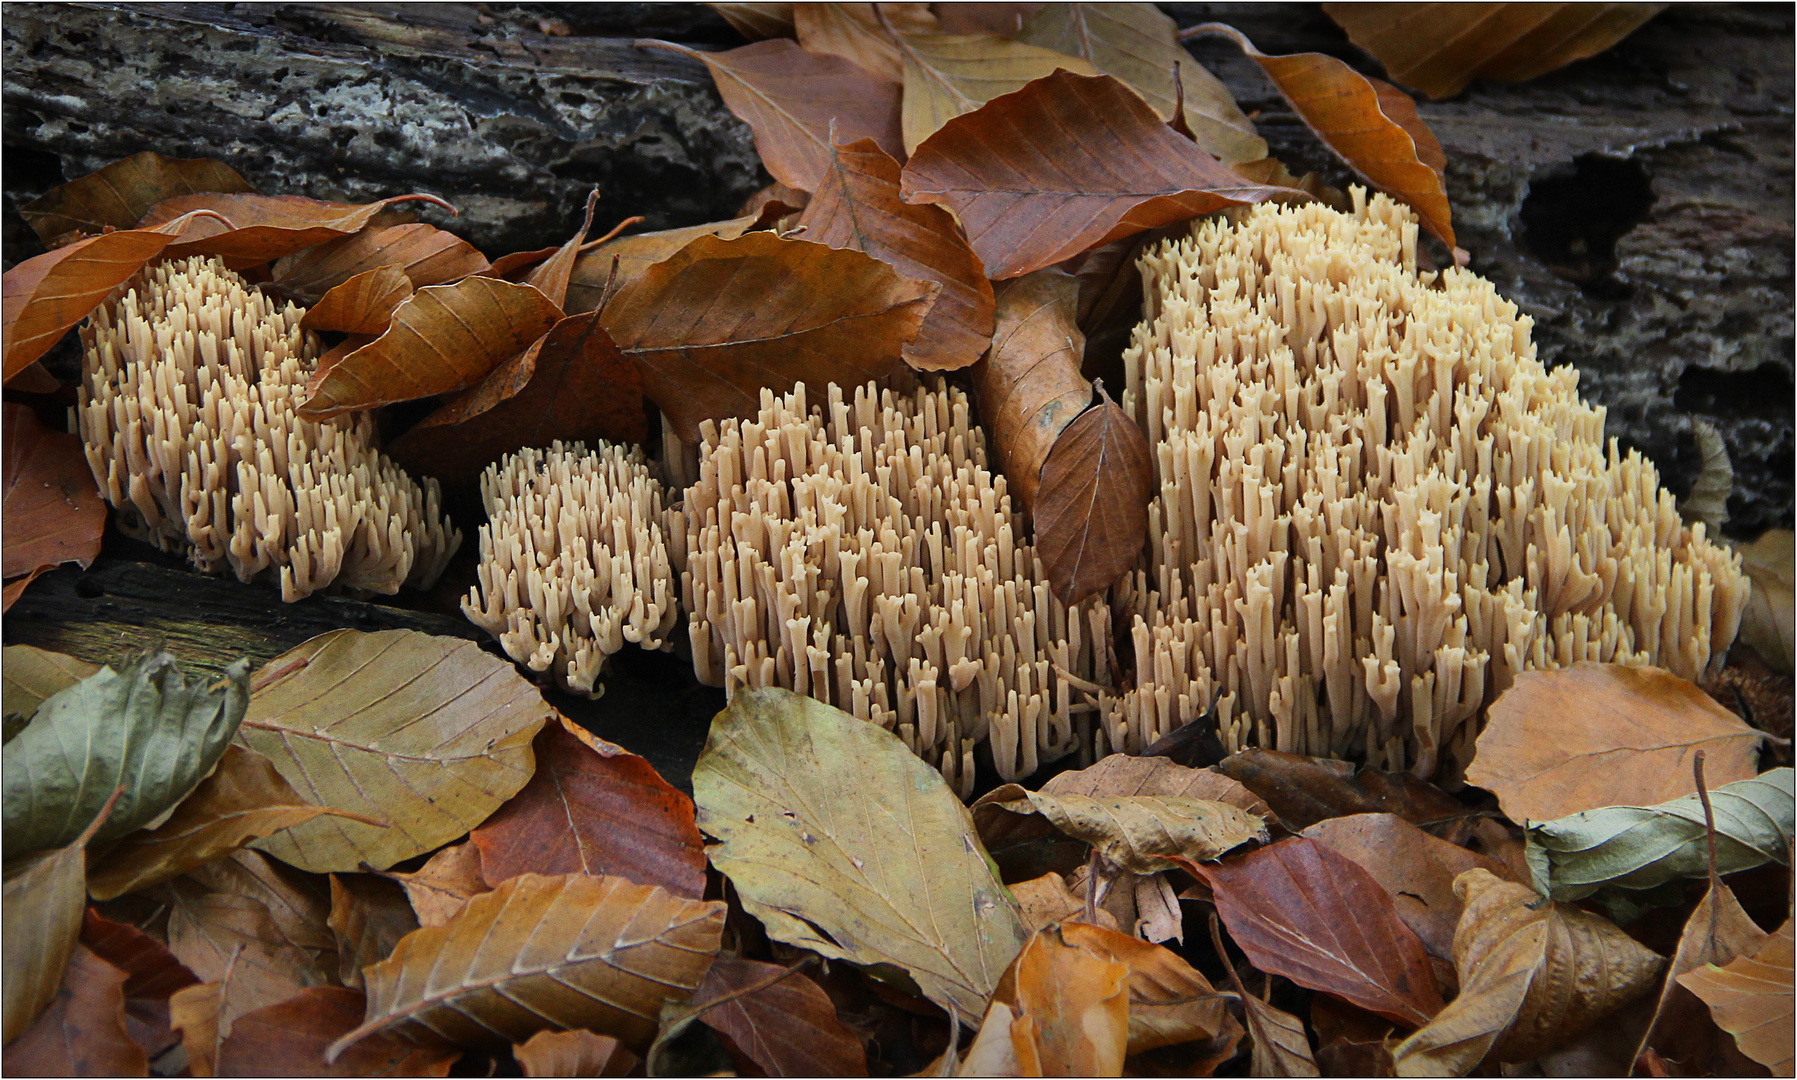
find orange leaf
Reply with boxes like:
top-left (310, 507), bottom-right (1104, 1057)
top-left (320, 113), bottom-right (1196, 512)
top-left (971, 268), bottom-right (1091, 514)
top-left (566, 215), bottom-right (767, 314)
top-left (216, 986), bottom-right (459, 1077)
top-left (797, 138), bottom-right (994, 370)
top-left (1678, 917), bottom-right (1794, 1076)
top-left (1, 946), bottom-right (148, 1077)
top-left (519, 188), bottom-right (600, 310)
top-left (19, 151), bottom-right (255, 247)
top-left (298, 276), bottom-right (562, 418)
top-left (141, 192), bottom-right (457, 266)
top-left (900, 69), bottom-right (1284, 278)
top-left (1058, 921), bottom-right (1238, 1056)
top-left (793, 2), bottom-right (939, 81)
top-left (299, 265), bottom-right (414, 336)
top-left (269, 223), bottom-right (491, 304)
top-left (1033, 388), bottom-right (1152, 605)
top-left (2, 402), bottom-right (105, 584)
top-left (513, 1029), bottom-right (638, 1077)
top-left (998, 925), bottom-right (1130, 1076)
top-left (1637, 876), bottom-right (1769, 1067)
top-left (933, 3), bottom-right (1043, 35)
top-left (383, 842), bottom-right (490, 929)
top-left (710, 2), bottom-right (796, 41)
top-left (690, 957), bottom-right (869, 1076)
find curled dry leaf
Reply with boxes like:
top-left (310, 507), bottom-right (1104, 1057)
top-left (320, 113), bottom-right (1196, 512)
top-left (384, 842), bottom-right (489, 929)
top-left (982, 786), bottom-right (1266, 874)
top-left (1, 946), bottom-right (148, 1078)
top-left (1059, 921), bottom-right (1237, 1055)
top-left (1213, 747), bottom-right (1474, 832)
top-left (1010, 873), bottom-right (1120, 933)
top-left (694, 687), bottom-right (1028, 1022)
top-left (469, 715), bottom-right (706, 899)
top-left (327, 875), bottom-right (419, 992)
top-left (513, 1028), bottom-right (637, 1078)
top-left (1636, 875), bottom-right (1768, 1068)
top-left (1034, 389), bottom-right (1153, 605)
top-left (81, 909), bottom-right (200, 1061)
top-left (299, 276), bottom-right (562, 418)
top-left (998, 925), bottom-right (1131, 1076)
top-left (1393, 869), bottom-right (1663, 1074)
top-left (566, 214), bottom-right (763, 313)
top-left (216, 986), bottom-right (458, 1078)
top-left (603, 231), bottom-right (935, 442)
top-left (792, 2), bottom-right (939, 81)
top-left (900, 69), bottom-right (1284, 279)
top-left (1323, 3), bottom-right (1666, 99)
top-left (1466, 663), bottom-right (1763, 824)
top-left (2, 404), bottom-right (105, 604)
top-left (141, 191), bottom-right (456, 265)
top-left (690, 956), bottom-right (869, 1077)
top-left (891, 31), bottom-right (1099, 153)
top-left (1735, 528), bottom-right (1794, 673)
top-left (18, 150), bottom-right (254, 247)
top-left (1677, 917), bottom-right (1794, 1076)
top-left (1049, 753), bottom-right (1274, 819)
top-left (299, 265), bottom-right (414, 336)
top-left (974, 269), bottom-right (1091, 513)
top-left (796, 138), bottom-right (995, 371)
top-left (330, 873), bottom-right (725, 1057)
top-left (269, 222), bottom-right (491, 305)
top-left (239, 629), bottom-right (550, 873)
top-left (2, 828), bottom-right (93, 1041)
top-left (518, 188), bottom-right (600, 310)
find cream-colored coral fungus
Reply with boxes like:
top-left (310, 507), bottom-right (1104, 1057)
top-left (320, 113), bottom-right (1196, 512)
top-left (463, 441), bottom-right (678, 695)
top-left (79, 256), bottom-right (460, 601)
top-left (670, 382), bottom-right (1107, 798)
top-left (1110, 191), bottom-right (1748, 777)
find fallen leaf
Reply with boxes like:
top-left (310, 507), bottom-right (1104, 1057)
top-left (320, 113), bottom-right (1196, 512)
top-left (181, 849), bottom-right (338, 966)
top-left (513, 1028), bottom-right (638, 1078)
top-left (1047, 753), bottom-right (1274, 819)
top-left (984, 787), bottom-right (1265, 874)
top-left (1302, 813), bottom-right (1515, 959)
top-left (1194, 836), bottom-right (1444, 1026)
top-left (1525, 767), bottom-right (1793, 900)
top-left (1323, 3), bottom-right (1666, 99)
top-left (1636, 877), bottom-right (1769, 1068)
top-left (892, 31), bottom-right (1098, 153)
top-left (1393, 869), bottom-right (1663, 1073)
top-left (238, 628), bottom-right (550, 873)
top-left (2, 645), bottom-right (99, 724)
top-left (2, 402), bottom-right (105, 596)
top-left (3, 653), bottom-right (250, 856)
top-left (711, 2), bottom-right (796, 40)
top-left (998, 925), bottom-right (1131, 1076)
top-left (168, 977), bottom-right (230, 1078)
top-left (2, 828), bottom-right (95, 1041)
top-left (299, 276), bottom-right (562, 419)
top-left (1467, 663), bottom-right (1764, 824)
top-left (973, 269), bottom-right (1091, 513)
top-left (691, 956), bottom-right (869, 1076)
top-left (518, 188), bottom-right (601, 309)
top-left (18, 150), bottom-right (254, 247)
top-left (330, 873), bottom-right (725, 1057)
top-left (737, 180), bottom-right (810, 220)
top-left (958, 999), bottom-right (1023, 1075)
top-left (566, 215), bottom-right (764, 314)
top-left (1310, 996), bottom-right (1397, 1078)
top-left (216, 985), bottom-right (458, 1077)
top-left (694, 687), bottom-right (1029, 1022)
top-left (1213, 747), bottom-right (1476, 832)
top-left (932, 3), bottom-right (1044, 34)
top-left (81, 910), bottom-right (200, 1060)
top-left (1010, 872), bottom-right (1120, 933)
top-left (1034, 388), bottom-right (1152, 605)
top-left (163, 882), bottom-right (329, 1019)
top-left (141, 191), bottom-right (456, 265)
top-left (1200, 913), bottom-right (1319, 1077)
top-left (1, 946), bottom-right (148, 1077)
top-left (269, 223), bottom-right (492, 305)
top-left (384, 842), bottom-right (490, 928)
top-left (796, 138), bottom-right (994, 370)
top-left (299, 265), bottom-right (415, 336)
top-left (900, 69), bottom-right (1283, 278)
top-left (1734, 529), bottom-right (1794, 673)
top-left (1678, 917), bottom-right (1794, 1076)
top-left (327, 875), bottom-right (418, 992)
top-left (1060, 921), bottom-right (1236, 1054)
top-left (1015, 3), bottom-right (1265, 163)
top-left (603, 231), bottom-right (935, 442)
top-left (793, 2), bottom-right (939, 81)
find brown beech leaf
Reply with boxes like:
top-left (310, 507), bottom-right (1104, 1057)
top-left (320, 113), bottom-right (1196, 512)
top-left (902, 70), bottom-right (1283, 279)
top-left (1186, 24), bottom-right (1455, 252)
top-left (797, 138), bottom-right (994, 370)
top-left (2, 402), bottom-right (105, 595)
top-left (1323, 3), bottom-right (1666, 99)
top-left (603, 230), bottom-right (935, 442)
top-left (1060, 921), bottom-right (1237, 1055)
top-left (983, 786), bottom-right (1267, 874)
top-left (1, 946), bottom-right (148, 1077)
top-left (162, 881), bottom-right (328, 1020)
top-left (2, 828), bottom-right (93, 1042)
top-left (998, 925), bottom-right (1131, 1076)
top-left (513, 1028), bottom-right (638, 1078)
top-left (1302, 813), bottom-right (1516, 960)
top-left (299, 276), bottom-right (562, 418)
top-left (384, 842), bottom-right (490, 928)
top-left (1394, 871), bottom-right (1662, 1074)
top-left (1015, 3), bottom-right (1265, 163)
top-left (517, 188), bottom-right (601, 310)
top-left (81, 910), bottom-right (200, 1061)
top-left (1010, 873), bottom-right (1120, 933)
top-left (933, 3), bottom-right (1043, 34)
top-left (566, 215), bottom-right (764, 314)
top-left (793, 2), bottom-right (939, 81)
top-left (270, 223), bottom-right (491, 305)
top-left (1678, 917), bottom-right (1794, 1076)
top-left (1034, 389), bottom-right (1152, 605)
top-left (891, 31), bottom-right (1098, 153)
top-left (711, 2), bottom-right (795, 40)
top-left (215, 986), bottom-right (458, 1077)
top-left (690, 956), bottom-right (869, 1076)
top-left (19, 151), bottom-right (254, 247)
top-left (1466, 663), bottom-right (1763, 824)
top-left (329, 873), bottom-right (726, 1058)
top-left (2, 644), bottom-right (99, 723)
top-left (327, 875), bottom-right (418, 992)
top-left (1193, 836), bottom-right (1444, 1027)
top-left (141, 192), bottom-right (456, 266)
top-left (387, 310), bottom-right (647, 486)
top-left (1047, 753), bottom-right (1274, 821)
top-left (1637, 875), bottom-right (1769, 1068)
top-left (1240, 991), bottom-right (1321, 1078)
top-left (737, 180), bottom-right (810, 220)
top-left (1214, 747), bottom-right (1477, 832)
top-left (299, 265), bottom-right (414, 336)
top-left (181, 849), bottom-right (338, 965)
top-left (664, 38), bottom-right (905, 192)
top-left (469, 716), bottom-right (705, 899)
top-left (974, 269), bottom-right (1090, 513)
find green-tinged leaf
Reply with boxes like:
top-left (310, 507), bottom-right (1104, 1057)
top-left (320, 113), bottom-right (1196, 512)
top-left (982, 786), bottom-right (1266, 874)
top-left (1525, 768), bottom-right (1793, 900)
top-left (2, 653), bottom-right (250, 856)
top-left (2, 644), bottom-right (98, 732)
top-left (694, 687), bottom-right (1029, 1021)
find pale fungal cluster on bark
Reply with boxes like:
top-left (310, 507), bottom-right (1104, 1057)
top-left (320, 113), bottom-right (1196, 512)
top-left (667, 382), bottom-right (1108, 797)
top-left (1111, 191), bottom-right (1748, 777)
top-left (463, 441), bottom-right (678, 696)
top-left (78, 256), bottom-right (460, 601)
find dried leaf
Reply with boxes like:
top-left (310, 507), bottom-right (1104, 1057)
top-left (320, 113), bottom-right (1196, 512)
top-left (327, 875), bottom-right (418, 992)
top-left (168, 977), bottom-right (229, 1078)
top-left (2, 836), bottom-right (89, 1041)
top-left (959, 999), bottom-right (1024, 1075)
top-left (934, 4), bottom-right (1042, 34)
top-left (1678, 917), bottom-right (1794, 1076)
top-left (514, 1028), bottom-right (638, 1078)
top-left (998, 925), bottom-right (1131, 1076)
top-left (1, 946), bottom-right (148, 1077)
top-left (88, 744), bottom-right (378, 900)
top-left (1034, 391), bottom-right (1152, 605)
top-left (19, 150), bottom-right (254, 247)
top-left (974, 269), bottom-right (1090, 513)
top-left (794, 2), bottom-right (939, 81)
top-left (712, 2), bottom-right (796, 40)
top-left (519, 188), bottom-right (600, 310)
top-left (2, 402), bottom-right (105, 593)
top-left (603, 231), bottom-right (935, 442)
top-left (163, 882), bottom-right (328, 1018)
top-left (1467, 663), bottom-right (1764, 824)
top-left (1735, 529), bottom-right (1794, 673)
top-left (269, 223), bottom-right (491, 305)
top-left (1060, 921), bottom-right (1236, 1055)
top-left (299, 276), bottom-right (562, 418)
top-left (216, 986), bottom-right (458, 1077)
top-left (892, 31), bottom-right (1098, 153)
top-left (1323, 3), bottom-right (1666, 99)
top-left (1194, 836), bottom-right (1444, 1026)
top-left (797, 138), bottom-right (994, 370)
top-left (81, 910), bottom-right (199, 1060)
top-left (1010, 873), bottom-right (1120, 933)
top-left (1239, 991), bottom-right (1320, 1078)
top-left (984, 787), bottom-right (1265, 874)
top-left (1636, 877), bottom-right (1769, 1068)
top-left (142, 192), bottom-right (456, 265)
top-left (331, 873), bottom-right (725, 1056)
top-left (566, 215), bottom-right (764, 314)
top-left (384, 842), bottom-right (489, 928)
top-left (1393, 869), bottom-right (1663, 1073)
top-left (299, 265), bottom-right (414, 336)
top-left (694, 687), bottom-right (1029, 1021)
top-left (1046, 753), bottom-right (1274, 819)
top-left (1213, 747), bottom-right (1474, 832)
top-left (182, 849), bottom-right (338, 964)
top-left (2, 645), bottom-right (99, 725)
top-left (692, 956), bottom-right (869, 1076)
top-left (901, 69), bottom-right (1283, 278)
top-left (1015, 3), bottom-right (1265, 163)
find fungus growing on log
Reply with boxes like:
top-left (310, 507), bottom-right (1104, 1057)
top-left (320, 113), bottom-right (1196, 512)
top-left (463, 441), bottom-right (678, 695)
top-left (670, 382), bottom-right (1107, 797)
top-left (78, 256), bottom-right (460, 601)
top-left (1111, 191), bottom-right (1749, 777)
